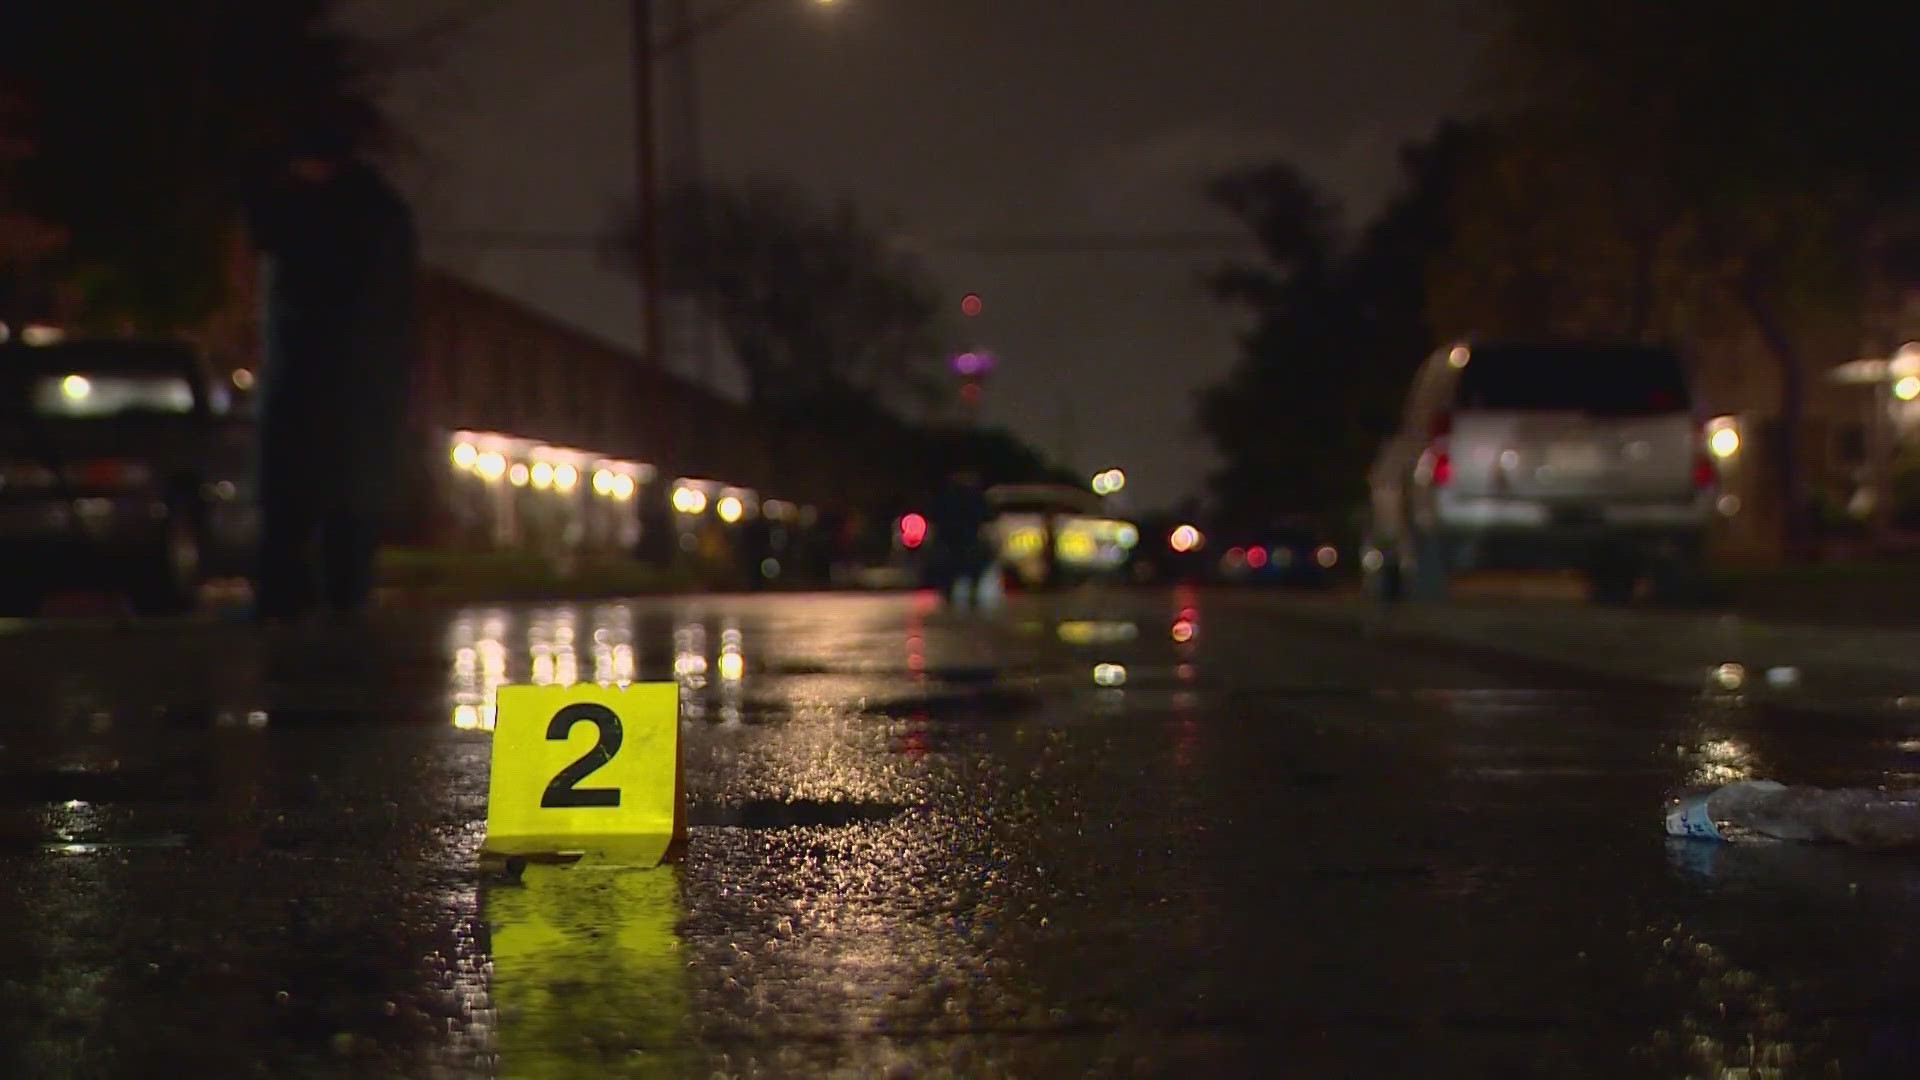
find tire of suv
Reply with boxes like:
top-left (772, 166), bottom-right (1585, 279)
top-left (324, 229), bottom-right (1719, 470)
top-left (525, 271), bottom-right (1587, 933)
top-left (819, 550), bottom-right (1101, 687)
top-left (130, 504), bottom-right (205, 617)
top-left (1588, 563), bottom-right (1638, 604)
top-left (1650, 544), bottom-right (1712, 606)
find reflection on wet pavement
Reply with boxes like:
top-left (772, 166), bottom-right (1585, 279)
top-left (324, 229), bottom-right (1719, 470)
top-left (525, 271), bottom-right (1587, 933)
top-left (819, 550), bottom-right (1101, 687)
top-left (5, 591), bottom-right (1920, 1072)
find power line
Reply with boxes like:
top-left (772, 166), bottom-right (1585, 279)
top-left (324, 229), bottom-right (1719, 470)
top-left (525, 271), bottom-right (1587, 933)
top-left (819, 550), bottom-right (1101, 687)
top-left (422, 229), bottom-right (1257, 255)
top-left (380, 0), bottom-right (771, 63)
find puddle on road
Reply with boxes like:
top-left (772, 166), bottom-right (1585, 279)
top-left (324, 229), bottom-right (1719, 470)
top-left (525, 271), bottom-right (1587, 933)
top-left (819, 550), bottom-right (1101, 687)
top-left (445, 603), bottom-right (1045, 732)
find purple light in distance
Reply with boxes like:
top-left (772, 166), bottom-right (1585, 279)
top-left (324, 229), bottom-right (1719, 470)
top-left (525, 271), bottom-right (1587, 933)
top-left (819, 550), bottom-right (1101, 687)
top-left (951, 351), bottom-right (994, 376)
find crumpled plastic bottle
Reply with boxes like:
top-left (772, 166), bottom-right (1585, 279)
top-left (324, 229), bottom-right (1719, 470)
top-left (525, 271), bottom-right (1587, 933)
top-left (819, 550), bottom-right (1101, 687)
top-left (1667, 780), bottom-right (1920, 847)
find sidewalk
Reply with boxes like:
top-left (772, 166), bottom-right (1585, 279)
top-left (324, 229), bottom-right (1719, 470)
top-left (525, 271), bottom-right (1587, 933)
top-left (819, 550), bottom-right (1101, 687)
top-left (1263, 590), bottom-right (1920, 699)
top-left (1719, 561), bottom-right (1920, 629)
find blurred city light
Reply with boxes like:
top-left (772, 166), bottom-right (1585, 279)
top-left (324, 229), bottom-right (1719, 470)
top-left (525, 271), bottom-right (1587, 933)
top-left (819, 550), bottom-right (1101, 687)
top-left (1091, 468), bottom-right (1125, 495)
top-left (1897, 375), bottom-right (1920, 402)
top-left (961, 293), bottom-right (983, 317)
top-left (952, 350), bottom-right (995, 376)
top-left (1706, 415), bottom-right (1741, 458)
top-left (553, 463), bottom-right (579, 492)
top-left (1169, 524), bottom-right (1202, 553)
top-left (899, 512), bottom-right (928, 549)
top-left (716, 495), bottom-right (744, 523)
top-left (673, 485), bottom-right (706, 514)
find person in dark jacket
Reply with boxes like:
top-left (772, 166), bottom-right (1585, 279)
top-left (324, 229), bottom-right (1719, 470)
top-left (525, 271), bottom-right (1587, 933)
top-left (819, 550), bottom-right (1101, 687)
top-left (245, 124), bottom-right (418, 626)
top-left (929, 469), bottom-right (997, 612)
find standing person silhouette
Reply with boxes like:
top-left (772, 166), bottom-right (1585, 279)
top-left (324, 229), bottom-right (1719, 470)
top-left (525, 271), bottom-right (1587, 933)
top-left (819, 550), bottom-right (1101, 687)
top-left (930, 469), bottom-right (996, 613)
top-left (244, 119), bottom-right (418, 627)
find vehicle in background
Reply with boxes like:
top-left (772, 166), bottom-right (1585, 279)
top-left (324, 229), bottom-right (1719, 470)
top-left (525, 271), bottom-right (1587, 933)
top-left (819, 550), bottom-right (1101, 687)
top-left (1125, 516), bottom-right (1210, 583)
top-left (0, 338), bottom-right (256, 614)
top-left (1215, 516), bottom-right (1345, 588)
top-left (1364, 341), bottom-right (1716, 603)
top-left (984, 482), bottom-right (1138, 589)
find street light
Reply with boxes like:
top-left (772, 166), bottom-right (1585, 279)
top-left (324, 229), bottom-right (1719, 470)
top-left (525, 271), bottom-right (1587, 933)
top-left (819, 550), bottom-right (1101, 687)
top-left (1091, 468), bottom-right (1125, 496)
top-left (1706, 419), bottom-right (1740, 460)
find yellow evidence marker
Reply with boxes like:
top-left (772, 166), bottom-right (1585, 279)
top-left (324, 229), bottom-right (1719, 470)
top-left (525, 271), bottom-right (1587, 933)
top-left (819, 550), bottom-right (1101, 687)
top-left (484, 682), bottom-right (682, 866)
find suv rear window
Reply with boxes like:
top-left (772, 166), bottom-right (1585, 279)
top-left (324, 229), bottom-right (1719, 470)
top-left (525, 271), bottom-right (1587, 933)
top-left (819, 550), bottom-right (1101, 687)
top-left (1452, 345), bottom-right (1691, 416)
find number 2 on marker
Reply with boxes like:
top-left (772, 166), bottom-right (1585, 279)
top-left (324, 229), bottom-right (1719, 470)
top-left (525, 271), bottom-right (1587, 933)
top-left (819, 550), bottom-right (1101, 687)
top-left (541, 703), bottom-right (623, 807)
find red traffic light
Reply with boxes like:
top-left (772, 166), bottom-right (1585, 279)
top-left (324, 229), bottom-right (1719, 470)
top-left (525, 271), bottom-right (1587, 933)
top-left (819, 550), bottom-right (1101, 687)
top-left (960, 293), bottom-right (982, 317)
top-left (899, 512), bottom-right (928, 549)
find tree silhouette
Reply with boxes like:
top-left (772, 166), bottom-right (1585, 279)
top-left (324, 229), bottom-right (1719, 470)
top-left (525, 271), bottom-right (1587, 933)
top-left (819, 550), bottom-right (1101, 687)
top-left (0, 0), bottom-right (386, 330)
top-left (1200, 126), bottom-right (1474, 528)
top-left (613, 175), bottom-right (949, 414)
top-left (1460, 0), bottom-right (1920, 546)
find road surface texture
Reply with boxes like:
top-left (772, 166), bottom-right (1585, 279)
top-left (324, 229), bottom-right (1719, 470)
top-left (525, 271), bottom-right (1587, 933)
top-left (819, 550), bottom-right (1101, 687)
top-left (2, 588), bottom-right (1919, 1077)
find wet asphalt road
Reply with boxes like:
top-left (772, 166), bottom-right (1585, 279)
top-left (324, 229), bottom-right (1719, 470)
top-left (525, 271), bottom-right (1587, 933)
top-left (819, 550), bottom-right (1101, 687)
top-left (3, 589), bottom-right (1920, 1077)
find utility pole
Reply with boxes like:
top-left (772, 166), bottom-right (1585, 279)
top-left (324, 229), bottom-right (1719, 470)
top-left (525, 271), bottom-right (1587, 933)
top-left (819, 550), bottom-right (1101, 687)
top-left (664, 0), bottom-right (719, 395)
top-left (630, 0), bottom-right (661, 369)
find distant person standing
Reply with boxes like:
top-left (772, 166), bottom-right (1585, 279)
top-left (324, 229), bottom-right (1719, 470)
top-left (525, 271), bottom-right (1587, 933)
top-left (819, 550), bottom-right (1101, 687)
top-left (930, 469), bottom-right (997, 613)
top-left (245, 120), bottom-right (418, 627)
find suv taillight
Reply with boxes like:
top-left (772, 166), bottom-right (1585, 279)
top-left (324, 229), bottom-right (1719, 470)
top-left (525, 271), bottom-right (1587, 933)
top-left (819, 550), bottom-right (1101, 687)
top-left (1422, 411), bottom-right (1454, 486)
top-left (1693, 454), bottom-right (1716, 490)
top-left (69, 458), bottom-right (152, 489)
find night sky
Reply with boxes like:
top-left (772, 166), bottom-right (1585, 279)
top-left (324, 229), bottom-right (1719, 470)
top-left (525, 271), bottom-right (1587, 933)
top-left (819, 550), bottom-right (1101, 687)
top-left (343, 0), bottom-right (1479, 510)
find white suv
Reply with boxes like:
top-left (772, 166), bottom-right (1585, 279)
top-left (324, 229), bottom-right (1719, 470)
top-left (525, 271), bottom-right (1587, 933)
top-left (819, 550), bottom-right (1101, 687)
top-left (1364, 342), bottom-right (1717, 602)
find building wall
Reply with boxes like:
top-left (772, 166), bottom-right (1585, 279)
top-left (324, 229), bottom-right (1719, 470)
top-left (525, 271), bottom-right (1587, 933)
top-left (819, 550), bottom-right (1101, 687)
top-left (205, 238), bottom-right (865, 553)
